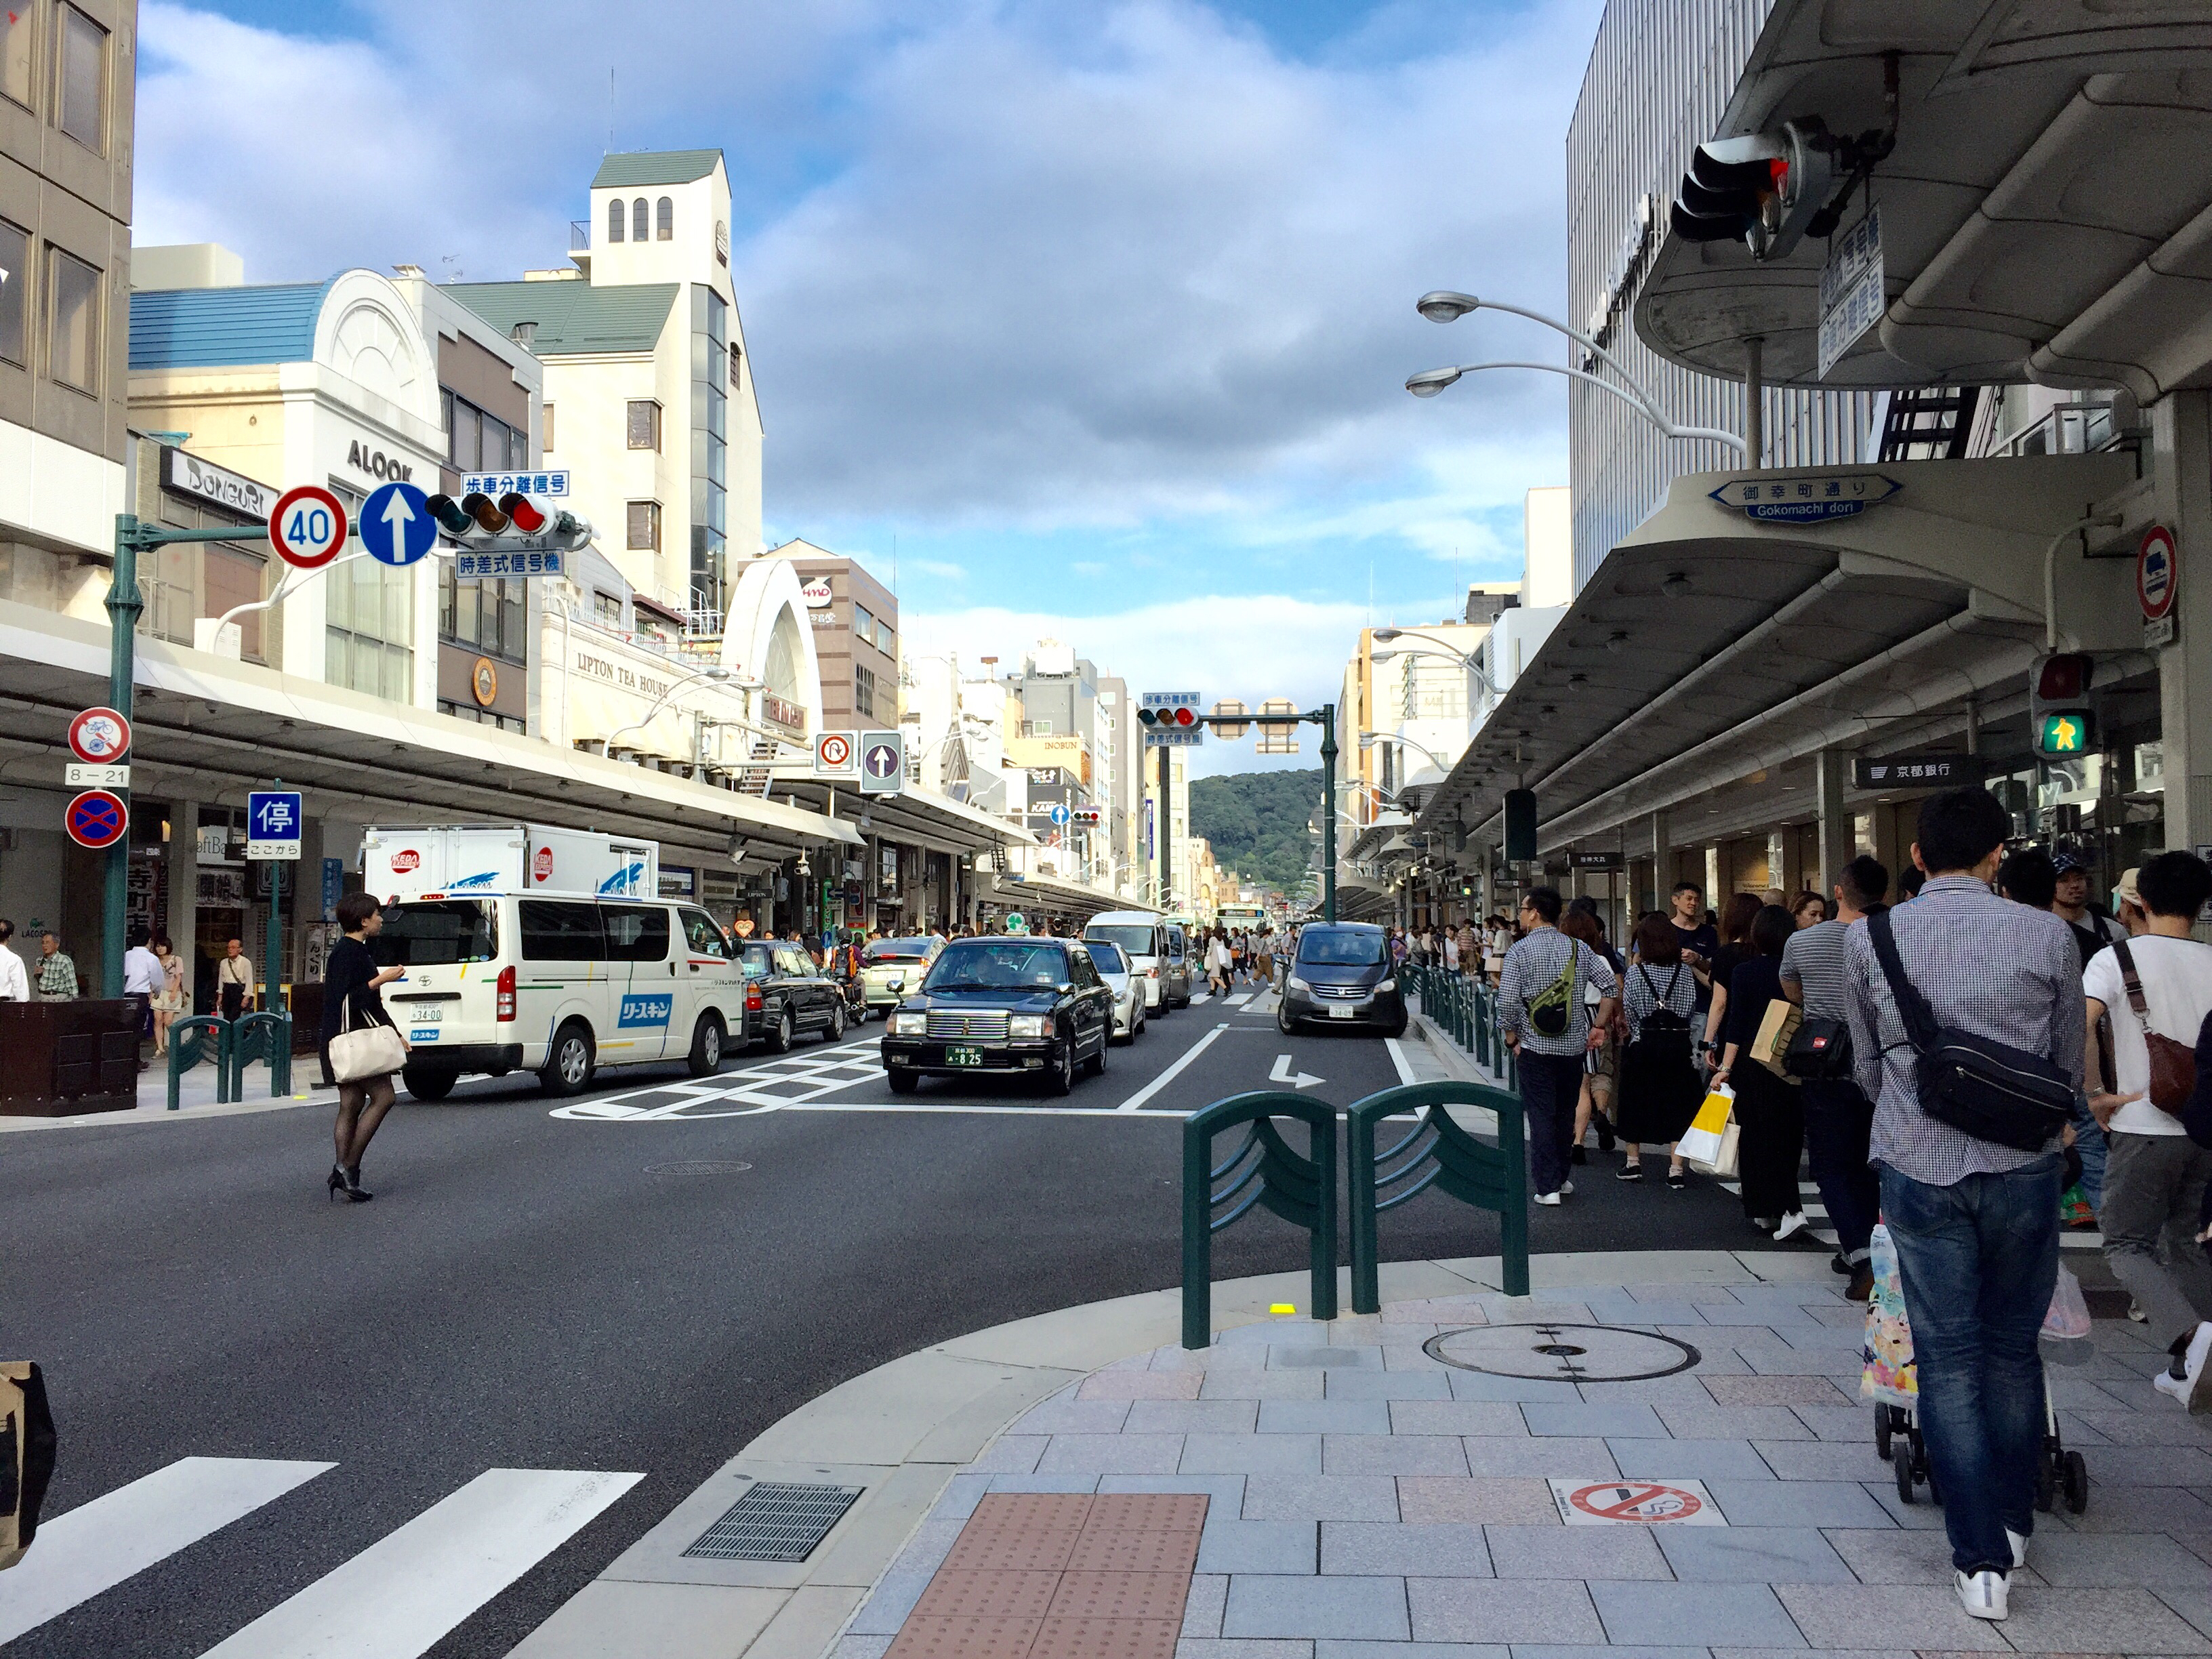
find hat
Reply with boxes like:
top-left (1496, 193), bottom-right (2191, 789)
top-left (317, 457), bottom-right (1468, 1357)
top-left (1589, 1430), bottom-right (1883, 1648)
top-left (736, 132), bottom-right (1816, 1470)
top-left (2114, 867), bottom-right (2143, 910)
top-left (2051, 851), bottom-right (2092, 876)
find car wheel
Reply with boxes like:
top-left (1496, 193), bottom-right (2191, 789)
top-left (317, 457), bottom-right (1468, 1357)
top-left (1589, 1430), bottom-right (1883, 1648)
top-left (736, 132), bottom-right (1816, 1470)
top-left (403, 1065), bottom-right (456, 1102)
top-left (1086, 1030), bottom-right (1107, 1076)
top-left (1046, 1036), bottom-right (1076, 1096)
top-left (767, 1009), bottom-right (794, 1054)
top-left (886, 1068), bottom-right (920, 1094)
top-left (1277, 1004), bottom-right (1297, 1035)
top-left (539, 1021), bottom-right (595, 1096)
top-left (687, 1015), bottom-right (725, 1077)
top-left (1385, 1017), bottom-right (1409, 1040)
top-left (823, 1002), bottom-right (847, 1043)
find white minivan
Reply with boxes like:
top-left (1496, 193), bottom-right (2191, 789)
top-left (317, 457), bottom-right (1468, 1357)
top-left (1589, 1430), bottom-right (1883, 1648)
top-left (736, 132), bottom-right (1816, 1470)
top-left (371, 893), bottom-right (748, 1098)
top-left (1082, 910), bottom-right (1191, 1010)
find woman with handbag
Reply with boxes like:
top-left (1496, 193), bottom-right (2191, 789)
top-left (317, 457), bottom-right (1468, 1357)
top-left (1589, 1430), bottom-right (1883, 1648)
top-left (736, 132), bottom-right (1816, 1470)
top-left (321, 892), bottom-right (408, 1203)
top-left (1708, 904), bottom-right (1809, 1238)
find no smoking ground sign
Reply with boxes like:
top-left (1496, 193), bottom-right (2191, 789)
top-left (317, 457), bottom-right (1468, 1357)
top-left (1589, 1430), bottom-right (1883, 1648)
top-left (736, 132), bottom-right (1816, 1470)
top-left (1549, 1478), bottom-right (1724, 1526)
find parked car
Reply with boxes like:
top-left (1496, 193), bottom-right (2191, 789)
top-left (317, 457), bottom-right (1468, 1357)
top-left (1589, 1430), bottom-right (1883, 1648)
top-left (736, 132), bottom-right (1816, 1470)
top-left (857, 936), bottom-right (942, 1019)
top-left (373, 895), bottom-right (747, 1098)
top-left (880, 936), bottom-right (1116, 1094)
top-left (1085, 939), bottom-right (1147, 1043)
top-left (1083, 910), bottom-right (1189, 1010)
top-left (735, 939), bottom-right (848, 1051)
top-left (1277, 922), bottom-right (1406, 1036)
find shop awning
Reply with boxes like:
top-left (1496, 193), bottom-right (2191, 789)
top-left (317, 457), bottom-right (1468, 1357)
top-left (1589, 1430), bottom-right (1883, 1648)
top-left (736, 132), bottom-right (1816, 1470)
top-left (1635, 1), bottom-right (2212, 395)
top-left (0, 599), bottom-right (857, 873)
top-left (1412, 451), bottom-right (2142, 855)
top-left (979, 869), bottom-right (1132, 922)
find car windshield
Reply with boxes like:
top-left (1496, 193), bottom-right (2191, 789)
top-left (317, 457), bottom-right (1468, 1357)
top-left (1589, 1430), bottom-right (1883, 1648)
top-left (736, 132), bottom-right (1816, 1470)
top-left (1085, 924), bottom-right (1155, 957)
top-left (924, 941), bottom-right (1069, 991)
top-left (1087, 942), bottom-right (1126, 974)
top-left (373, 900), bottom-right (496, 966)
top-left (737, 942), bottom-right (775, 978)
top-left (865, 938), bottom-right (933, 962)
top-left (1298, 930), bottom-right (1385, 966)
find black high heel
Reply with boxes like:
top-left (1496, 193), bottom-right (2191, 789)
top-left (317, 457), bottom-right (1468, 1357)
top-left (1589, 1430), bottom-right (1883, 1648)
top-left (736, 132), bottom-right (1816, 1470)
top-left (327, 1166), bottom-right (346, 1202)
top-left (343, 1164), bottom-right (373, 1202)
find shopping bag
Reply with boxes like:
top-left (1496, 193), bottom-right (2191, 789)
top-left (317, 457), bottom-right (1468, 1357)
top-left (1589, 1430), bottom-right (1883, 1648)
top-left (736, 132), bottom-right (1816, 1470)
top-left (1748, 998), bottom-right (1802, 1078)
top-left (2042, 1264), bottom-right (2093, 1340)
top-left (1677, 1082), bottom-right (1736, 1174)
top-left (1860, 1222), bottom-right (1917, 1408)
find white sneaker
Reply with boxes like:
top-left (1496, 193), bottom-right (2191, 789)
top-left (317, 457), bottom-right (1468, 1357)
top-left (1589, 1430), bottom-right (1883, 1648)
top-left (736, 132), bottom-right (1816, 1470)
top-left (1534, 1190), bottom-right (1562, 1206)
top-left (1955, 1570), bottom-right (2008, 1621)
top-left (2154, 1322), bottom-right (2212, 1413)
top-left (2006, 1529), bottom-right (2028, 1570)
top-left (1775, 1210), bottom-right (1811, 1242)
top-left (1559, 1180), bottom-right (1575, 1196)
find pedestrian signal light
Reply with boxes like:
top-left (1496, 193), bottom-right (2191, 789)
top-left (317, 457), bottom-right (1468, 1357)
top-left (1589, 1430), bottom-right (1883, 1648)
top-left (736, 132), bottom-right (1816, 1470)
top-left (2029, 653), bottom-right (2095, 760)
top-left (2037, 713), bottom-right (2091, 757)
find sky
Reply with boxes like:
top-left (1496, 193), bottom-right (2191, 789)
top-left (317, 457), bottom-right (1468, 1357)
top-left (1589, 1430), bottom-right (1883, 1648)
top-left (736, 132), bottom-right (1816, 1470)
top-left (135, 0), bottom-right (1601, 774)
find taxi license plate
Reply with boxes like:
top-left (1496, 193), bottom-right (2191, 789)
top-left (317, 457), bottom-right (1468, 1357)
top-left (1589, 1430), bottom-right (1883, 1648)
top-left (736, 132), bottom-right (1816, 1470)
top-left (946, 1044), bottom-right (985, 1067)
top-left (1328, 1004), bottom-right (1355, 1019)
top-left (412, 1006), bottom-right (443, 1023)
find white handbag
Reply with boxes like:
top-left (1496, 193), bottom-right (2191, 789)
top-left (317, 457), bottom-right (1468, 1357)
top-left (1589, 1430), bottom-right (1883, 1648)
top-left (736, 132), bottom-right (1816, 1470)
top-left (328, 984), bottom-right (406, 1084)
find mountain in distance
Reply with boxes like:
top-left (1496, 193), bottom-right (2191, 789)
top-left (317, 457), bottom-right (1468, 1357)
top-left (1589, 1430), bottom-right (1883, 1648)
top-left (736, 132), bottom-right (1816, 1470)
top-left (1190, 769), bottom-right (1322, 897)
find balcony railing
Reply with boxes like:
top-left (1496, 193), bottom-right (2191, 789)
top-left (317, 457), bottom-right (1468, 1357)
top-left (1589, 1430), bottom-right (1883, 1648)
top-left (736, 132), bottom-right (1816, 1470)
top-left (569, 220), bottom-right (590, 252)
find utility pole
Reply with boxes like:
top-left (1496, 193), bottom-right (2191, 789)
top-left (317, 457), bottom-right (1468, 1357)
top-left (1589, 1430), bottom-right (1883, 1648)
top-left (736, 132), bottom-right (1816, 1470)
top-left (103, 515), bottom-right (144, 988)
top-left (1319, 703), bottom-right (1338, 924)
top-left (1156, 741), bottom-right (1171, 915)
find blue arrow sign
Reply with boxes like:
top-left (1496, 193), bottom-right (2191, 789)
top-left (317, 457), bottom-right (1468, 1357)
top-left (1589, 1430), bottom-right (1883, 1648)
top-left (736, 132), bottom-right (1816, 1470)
top-left (1048, 802), bottom-right (1071, 827)
top-left (361, 481), bottom-right (436, 567)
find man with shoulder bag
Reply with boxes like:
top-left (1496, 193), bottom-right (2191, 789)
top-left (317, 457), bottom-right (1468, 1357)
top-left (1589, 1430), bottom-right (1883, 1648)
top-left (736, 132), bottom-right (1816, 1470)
top-left (1781, 855), bottom-right (1888, 1300)
top-left (2081, 851), bottom-right (2212, 1412)
top-left (1842, 790), bottom-right (2082, 1624)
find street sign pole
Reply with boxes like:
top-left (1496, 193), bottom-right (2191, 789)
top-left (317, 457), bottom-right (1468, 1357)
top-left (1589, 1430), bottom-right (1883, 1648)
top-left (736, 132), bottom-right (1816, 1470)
top-left (1158, 741), bottom-right (1170, 916)
top-left (103, 516), bottom-right (144, 989)
top-left (1319, 703), bottom-right (1338, 924)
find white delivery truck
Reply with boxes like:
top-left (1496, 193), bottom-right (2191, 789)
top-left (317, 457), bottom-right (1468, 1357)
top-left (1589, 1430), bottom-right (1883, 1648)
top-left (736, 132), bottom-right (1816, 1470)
top-left (357, 825), bottom-right (758, 1100)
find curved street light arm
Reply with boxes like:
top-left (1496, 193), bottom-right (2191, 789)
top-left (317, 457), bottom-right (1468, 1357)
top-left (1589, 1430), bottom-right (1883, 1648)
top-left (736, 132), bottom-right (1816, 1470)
top-left (1424, 362), bottom-right (1746, 454)
top-left (603, 665), bottom-right (737, 751)
top-left (1370, 637), bottom-right (1502, 698)
top-left (1454, 297), bottom-right (1671, 428)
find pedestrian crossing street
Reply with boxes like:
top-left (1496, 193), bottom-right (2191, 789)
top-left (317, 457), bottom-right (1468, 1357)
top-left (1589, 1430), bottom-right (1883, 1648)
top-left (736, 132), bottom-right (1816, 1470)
top-left (0, 1458), bottom-right (640, 1654)
top-left (1717, 1178), bottom-right (2106, 1252)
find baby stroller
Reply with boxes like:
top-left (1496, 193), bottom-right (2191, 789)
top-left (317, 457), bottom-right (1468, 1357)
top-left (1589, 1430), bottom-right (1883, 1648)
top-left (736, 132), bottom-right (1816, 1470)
top-left (1861, 1224), bottom-right (2091, 1515)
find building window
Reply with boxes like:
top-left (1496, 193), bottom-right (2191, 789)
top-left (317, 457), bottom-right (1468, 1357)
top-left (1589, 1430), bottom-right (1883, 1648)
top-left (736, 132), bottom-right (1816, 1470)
top-left (691, 287), bottom-right (729, 616)
top-left (729, 342), bottom-right (741, 388)
top-left (626, 501), bottom-right (661, 550)
top-left (437, 562), bottom-right (525, 660)
top-left (46, 245), bottom-right (97, 394)
top-left (853, 603), bottom-right (874, 649)
top-left (855, 664), bottom-right (877, 723)
top-left (56, 6), bottom-right (104, 152)
top-left (0, 3), bottom-right (33, 109)
top-left (593, 590), bottom-right (622, 626)
top-left (631, 197), bottom-right (647, 241)
top-left (0, 219), bottom-right (26, 365)
top-left (607, 198), bottom-right (625, 243)
top-left (541, 402), bottom-right (554, 453)
top-left (326, 553), bottom-right (415, 701)
top-left (656, 196), bottom-right (672, 240)
top-left (626, 398), bottom-right (661, 451)
top-left (447, 392), bottom-right (523, 472)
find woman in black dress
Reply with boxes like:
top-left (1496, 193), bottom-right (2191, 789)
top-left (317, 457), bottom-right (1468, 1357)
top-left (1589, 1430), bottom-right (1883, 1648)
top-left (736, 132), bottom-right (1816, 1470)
top-left (322, 891), bottom-right (407, 1202)
top-left (1708, 904), bottom-right (1809, 1237)
top-left (1699, 891), bottom-right (1762, 1070)
top-left (1615, 912), bottom-right (1702, 1186)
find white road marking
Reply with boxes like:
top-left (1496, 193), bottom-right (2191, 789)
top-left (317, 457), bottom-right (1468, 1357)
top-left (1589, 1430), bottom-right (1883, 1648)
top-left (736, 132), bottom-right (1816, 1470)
top-left (1269, 1054), bottom-right (1324, 1090)
top-left (1115, 1023), bottom-right (1231, 1113)
top-left (1189, 992), bottom-right (1212, 1006)
top-left (552, 1040), bottom-right (885, 1122)
top-left (197, 1468), bottom-right (641, 1659)
top-left (1384, 1036), bottom-right (1418, 1087)
top-left (0, 1457), bottom-right (334, 1644)
top-left (1227, 993), bottom-right (1252, 1006)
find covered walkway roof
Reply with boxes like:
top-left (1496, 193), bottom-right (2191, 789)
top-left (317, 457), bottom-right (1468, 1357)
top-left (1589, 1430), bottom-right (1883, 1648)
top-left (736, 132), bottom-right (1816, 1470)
top-left (0, 600), bottom-right (856, 874)
top-left (763, 771), bottom-right (1033, 860)
top-left (977, 869), bottom-right (1130, 922)
top-left (1412, 451), bottom-right (2142, 855)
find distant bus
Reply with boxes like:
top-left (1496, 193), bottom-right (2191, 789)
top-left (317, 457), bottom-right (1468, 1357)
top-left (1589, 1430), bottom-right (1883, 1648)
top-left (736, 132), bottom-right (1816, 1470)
top-left (1217, 903), bottom-right (1265, 932)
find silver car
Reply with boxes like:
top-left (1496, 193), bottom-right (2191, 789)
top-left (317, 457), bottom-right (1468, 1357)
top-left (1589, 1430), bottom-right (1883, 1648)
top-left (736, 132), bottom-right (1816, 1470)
top-left (1085, 940), bottom-right (1148, 1043)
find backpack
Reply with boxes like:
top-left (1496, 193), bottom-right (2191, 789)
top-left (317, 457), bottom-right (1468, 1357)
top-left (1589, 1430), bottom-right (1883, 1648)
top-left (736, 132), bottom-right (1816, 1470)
top-left (1527, 940), bottom-right (1582, 1039)
top-left (1629, 966), bottom-right (1692, 1061)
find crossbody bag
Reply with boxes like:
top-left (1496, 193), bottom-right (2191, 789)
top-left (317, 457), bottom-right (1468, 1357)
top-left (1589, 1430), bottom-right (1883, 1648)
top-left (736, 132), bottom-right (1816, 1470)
top-left (2110, 937), bottom-right (2197, 1115)
top-left (1865, 909), bottom-right (2073, 1152)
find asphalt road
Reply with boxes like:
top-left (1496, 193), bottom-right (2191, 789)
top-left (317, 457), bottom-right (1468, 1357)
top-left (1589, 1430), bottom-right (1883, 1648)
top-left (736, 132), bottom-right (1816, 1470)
top-left (0, 984), bottom-right (1817, 1658)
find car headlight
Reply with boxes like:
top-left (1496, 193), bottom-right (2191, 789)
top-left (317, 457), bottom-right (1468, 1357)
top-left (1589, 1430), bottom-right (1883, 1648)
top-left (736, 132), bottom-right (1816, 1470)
top-left (1008, 1014), bottom-right (1051, 1040)
top-left (1286, 975), bottom-right (1310, 993)
top-left (889, 1011), bottom-right (926, 1036)
top-left (1375, 978), bottom-right (1395, 993)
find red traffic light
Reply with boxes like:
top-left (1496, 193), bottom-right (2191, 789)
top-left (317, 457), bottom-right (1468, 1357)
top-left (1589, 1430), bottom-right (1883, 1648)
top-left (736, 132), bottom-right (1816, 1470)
top-left (1172, 707), bottom-right (1196, 726)
top-left (499, 492), bottom-right (548, 534)
top-left (2036, 654), bottom-right (2093, 701)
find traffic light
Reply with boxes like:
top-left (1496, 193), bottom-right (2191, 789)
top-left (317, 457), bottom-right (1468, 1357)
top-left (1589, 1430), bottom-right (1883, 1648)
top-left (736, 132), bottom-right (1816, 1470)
top-left (1504, 788), bottom-right (1538, 863)
top-left (1668, 120), bottom-right (1835, 261)
top-left (1136, 705), bottom-right (1201, 735)
top-left (1071, 807), bottom-right (1102, 827)
top-left (2030, 653), bottom-right (2096, 760)
top-left (426, 491), bottom-right (592, 552)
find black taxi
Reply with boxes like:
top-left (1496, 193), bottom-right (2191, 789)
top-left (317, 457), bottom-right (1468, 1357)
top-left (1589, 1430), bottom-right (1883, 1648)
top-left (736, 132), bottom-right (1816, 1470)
top-left (879, 936), bottom-right (1116, 1095)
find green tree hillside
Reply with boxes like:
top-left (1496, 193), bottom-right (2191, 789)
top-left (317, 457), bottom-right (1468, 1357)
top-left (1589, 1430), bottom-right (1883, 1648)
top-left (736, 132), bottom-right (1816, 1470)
top-left (1190, 769), bottom-right (1322, 896)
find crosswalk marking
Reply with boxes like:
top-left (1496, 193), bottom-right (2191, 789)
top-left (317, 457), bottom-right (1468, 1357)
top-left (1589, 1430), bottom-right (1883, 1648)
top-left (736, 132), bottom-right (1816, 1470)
top-left (552, 1038), bottom-right (884, 1122)
top-left (1227, 992), bottom-right (1252, 1006)
top-left (198, 1468), bottom-right (640, 1659)
top-left (1189, 991), bottom-right (1211, 1005)
top-left (0, 1456), bottom-right (333, 1644)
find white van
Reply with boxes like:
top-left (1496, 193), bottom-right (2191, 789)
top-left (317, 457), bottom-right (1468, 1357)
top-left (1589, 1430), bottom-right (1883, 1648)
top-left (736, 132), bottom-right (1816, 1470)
top-left (371, 893), bottom-right (748, 1098)
top-left (1082, 910), bottom-right (1191, 1010)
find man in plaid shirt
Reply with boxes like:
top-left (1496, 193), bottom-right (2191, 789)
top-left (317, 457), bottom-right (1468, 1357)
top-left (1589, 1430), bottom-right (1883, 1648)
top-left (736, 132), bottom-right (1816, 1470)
top-left (1843, 788), bottom-right (2078, 1624)
top-left (1498, 886), bottom-right (1616, 1204)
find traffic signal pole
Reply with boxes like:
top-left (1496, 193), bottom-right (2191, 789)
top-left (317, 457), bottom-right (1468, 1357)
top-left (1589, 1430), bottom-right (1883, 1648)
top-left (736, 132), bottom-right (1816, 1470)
top-left (1157, 741), bottom-right (1170, 915)
top-left (1319, 703), bottom-right (1337, 924)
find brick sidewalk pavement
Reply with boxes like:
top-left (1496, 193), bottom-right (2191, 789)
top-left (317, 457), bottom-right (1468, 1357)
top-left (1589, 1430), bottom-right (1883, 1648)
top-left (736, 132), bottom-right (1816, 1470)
top-left (834, 1277), bottom-right (2212, 1658)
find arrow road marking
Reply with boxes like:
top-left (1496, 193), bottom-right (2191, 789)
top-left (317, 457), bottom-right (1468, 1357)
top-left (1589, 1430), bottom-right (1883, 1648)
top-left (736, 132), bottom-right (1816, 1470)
top-left (1270, 1054), bottom-right (1323, 1090)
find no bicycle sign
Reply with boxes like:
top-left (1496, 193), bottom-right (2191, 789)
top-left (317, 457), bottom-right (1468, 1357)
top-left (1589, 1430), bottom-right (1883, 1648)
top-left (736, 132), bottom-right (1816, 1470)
top-left (1550, 1478), bottom-right (1725, 1526)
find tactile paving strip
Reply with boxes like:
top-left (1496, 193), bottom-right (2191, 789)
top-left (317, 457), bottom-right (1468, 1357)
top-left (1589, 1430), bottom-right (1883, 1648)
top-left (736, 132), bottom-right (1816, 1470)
top-left (882, 1492), bottom-right (1208, 1659)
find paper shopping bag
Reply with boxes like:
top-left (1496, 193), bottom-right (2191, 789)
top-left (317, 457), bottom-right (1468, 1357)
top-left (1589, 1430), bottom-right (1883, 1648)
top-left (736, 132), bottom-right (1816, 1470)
top-left (1749, 998), bottom-right (1802, 1078)
top-left (1677, 1082), bottom-right (1735, 1172)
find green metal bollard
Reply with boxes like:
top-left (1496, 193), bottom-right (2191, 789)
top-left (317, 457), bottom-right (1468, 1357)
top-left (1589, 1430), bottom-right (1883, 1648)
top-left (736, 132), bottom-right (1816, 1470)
top-left (166, 1016), bottom-right (232, 1110)
top-left (1347, 1078), bottom-right (1530, 1312)
top-left (1183, 1090), bottom-right (1340, 1349)
top-left (228, 1012), bottom-right (293, 1100)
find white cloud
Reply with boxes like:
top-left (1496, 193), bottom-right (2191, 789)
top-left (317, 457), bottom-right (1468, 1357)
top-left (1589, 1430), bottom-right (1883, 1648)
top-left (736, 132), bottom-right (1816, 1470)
top-left (909, 558), bottom-right (967, 580)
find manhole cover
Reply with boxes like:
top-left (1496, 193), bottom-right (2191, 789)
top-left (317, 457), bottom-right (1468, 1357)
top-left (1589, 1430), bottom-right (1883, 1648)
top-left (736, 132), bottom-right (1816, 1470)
top-left (1424, 1322), bottom-right (1701, 1382)
top-left (683, 1481), bottom-right (862, 1561)
top-left (644, 1160), bottom-right (753, 1175)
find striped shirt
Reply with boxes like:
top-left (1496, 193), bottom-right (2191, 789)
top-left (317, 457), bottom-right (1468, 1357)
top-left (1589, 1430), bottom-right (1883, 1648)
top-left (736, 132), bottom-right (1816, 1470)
top-left (1841, 876), bottom-right (2083, 1187)
top-left (1622, 962), bottom-right (1696, 1040)
top-left (1498, 926), bottom-right (1618, 1057)
top-left (1780, 920), bottom-right (1853, 1021)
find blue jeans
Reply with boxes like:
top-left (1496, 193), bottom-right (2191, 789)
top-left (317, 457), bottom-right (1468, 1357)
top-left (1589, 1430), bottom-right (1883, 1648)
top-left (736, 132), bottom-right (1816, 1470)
top-left (1879, 1154), bottom-right (2062, 1576)
top-left (2068, 1089), bottom-right (2106, 1212)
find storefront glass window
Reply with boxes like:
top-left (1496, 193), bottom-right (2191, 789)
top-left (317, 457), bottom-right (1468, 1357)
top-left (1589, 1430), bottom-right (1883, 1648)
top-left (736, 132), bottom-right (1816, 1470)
top-left (327, 552), bottom-right (414, 702)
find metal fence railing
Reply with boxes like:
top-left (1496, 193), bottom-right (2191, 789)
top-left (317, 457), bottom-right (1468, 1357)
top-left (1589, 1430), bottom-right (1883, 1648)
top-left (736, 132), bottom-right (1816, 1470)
top-left (1182, 1091), bottom-right (1339, 1349)
top-left (1399, 962), bottom-right (1515, 1091)
top-left (1347, 1080), bottom-right (1530, 1310)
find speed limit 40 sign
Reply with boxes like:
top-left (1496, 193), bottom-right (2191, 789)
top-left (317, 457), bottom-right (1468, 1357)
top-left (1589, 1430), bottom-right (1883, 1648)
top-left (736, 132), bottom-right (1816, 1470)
top-left (270, 485), bottom-right (350, 569)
